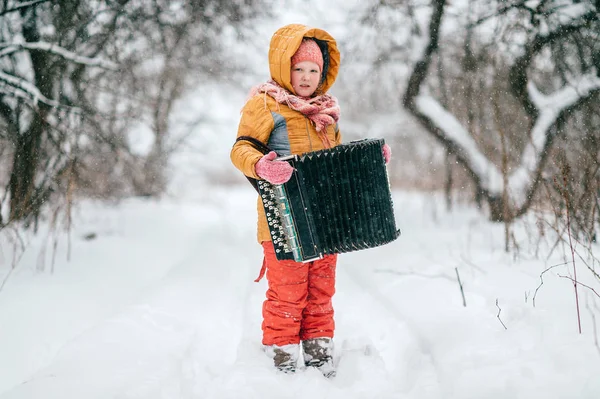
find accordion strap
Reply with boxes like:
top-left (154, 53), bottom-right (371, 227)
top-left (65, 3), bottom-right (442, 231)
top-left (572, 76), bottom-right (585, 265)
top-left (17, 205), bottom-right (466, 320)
top-left (234, 136), bottom-right (273, 193)
top-left (235, 136), bottom-right (272, 155)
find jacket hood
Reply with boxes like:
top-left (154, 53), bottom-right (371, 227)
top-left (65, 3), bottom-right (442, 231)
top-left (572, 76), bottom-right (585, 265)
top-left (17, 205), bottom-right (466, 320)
top-left (268, 24), bottom-right (340, 96)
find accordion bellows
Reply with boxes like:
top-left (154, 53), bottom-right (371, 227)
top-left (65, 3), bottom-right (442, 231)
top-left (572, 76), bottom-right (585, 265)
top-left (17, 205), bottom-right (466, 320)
top-left (258, 139), bottom-right (401, 262)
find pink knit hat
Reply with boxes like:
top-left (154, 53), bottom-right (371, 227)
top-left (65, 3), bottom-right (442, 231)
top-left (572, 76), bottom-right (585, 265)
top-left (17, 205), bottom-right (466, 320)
top-left (291, 38), bottom-right (323, 71)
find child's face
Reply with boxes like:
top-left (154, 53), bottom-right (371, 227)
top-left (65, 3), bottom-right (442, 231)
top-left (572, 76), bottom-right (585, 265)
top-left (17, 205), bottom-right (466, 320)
top-left (291, 61), bottom-right (321, 97)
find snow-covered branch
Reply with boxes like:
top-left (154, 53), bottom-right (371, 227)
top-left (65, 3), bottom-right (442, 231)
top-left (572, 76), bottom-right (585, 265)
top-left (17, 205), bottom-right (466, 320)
top-left (415, 94), bottom-right (503, 191)
top-left (0, 71), bottom-right (80, 111)
top-left (512, 72), bottom-right (600, 195)
top-left (415, 71), bottom-right (600, 207)
top-left (0, 42), bottom-right (118, 70)
top-left (403, 0), bottom-right (600, 221)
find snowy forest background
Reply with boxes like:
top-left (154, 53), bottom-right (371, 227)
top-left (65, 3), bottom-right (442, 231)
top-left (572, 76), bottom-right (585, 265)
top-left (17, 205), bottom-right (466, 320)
top-left (1, 0), bottom-right (600, 240)
top-left (1, 0), bottom-right (600, 398)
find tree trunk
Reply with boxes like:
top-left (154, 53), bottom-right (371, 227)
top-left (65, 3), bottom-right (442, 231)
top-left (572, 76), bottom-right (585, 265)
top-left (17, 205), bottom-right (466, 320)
top-left (8, 117), bottom-right (44, 222)
top-left (8, 4), bottom-right (51, 223)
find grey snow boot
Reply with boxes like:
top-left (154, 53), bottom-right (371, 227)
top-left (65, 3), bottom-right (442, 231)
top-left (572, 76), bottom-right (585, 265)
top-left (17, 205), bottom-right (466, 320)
top-left (264, 343), bottom-right (299, 373)
top-left (302, 338), bottom-right (336, 378)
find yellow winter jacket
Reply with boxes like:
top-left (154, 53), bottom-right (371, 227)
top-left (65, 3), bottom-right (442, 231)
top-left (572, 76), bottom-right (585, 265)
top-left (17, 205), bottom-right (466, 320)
top-left (230, 24), bottom-right (342, 243)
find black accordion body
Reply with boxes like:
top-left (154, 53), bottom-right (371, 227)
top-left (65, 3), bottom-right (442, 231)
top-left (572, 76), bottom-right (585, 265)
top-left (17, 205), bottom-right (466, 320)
top-left (258, 138), bottom-right (400, 262)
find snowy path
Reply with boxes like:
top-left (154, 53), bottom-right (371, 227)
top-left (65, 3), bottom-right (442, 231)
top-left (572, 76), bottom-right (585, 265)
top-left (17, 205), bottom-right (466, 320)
top-left (337, 261), bottom-right (443, 397)
top-left (1, 189), bottom-right (600, 398)
top-left (1, 217), bottom-right (254, 398)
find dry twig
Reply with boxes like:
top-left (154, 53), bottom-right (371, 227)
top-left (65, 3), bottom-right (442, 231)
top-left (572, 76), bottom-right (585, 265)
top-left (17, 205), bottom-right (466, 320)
top-left (533, 262), bottom-right (570, 307)
top-left (496, 299), bottom-right (507, 330)
top-left (455, 267), bottom-right (467, 307)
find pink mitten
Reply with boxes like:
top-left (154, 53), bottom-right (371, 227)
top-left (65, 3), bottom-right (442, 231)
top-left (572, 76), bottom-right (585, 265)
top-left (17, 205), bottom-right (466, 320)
top-left (382, 143), bottom-right (392, 164)
top-left (255, 151), bottom-right (294, 184)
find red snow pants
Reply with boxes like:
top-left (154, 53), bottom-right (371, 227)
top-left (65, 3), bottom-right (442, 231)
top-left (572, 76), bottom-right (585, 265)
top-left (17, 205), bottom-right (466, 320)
top-left (259, 241), bottom-right (337, 346)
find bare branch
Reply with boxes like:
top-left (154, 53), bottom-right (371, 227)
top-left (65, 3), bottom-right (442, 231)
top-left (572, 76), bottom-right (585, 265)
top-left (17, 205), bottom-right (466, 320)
top-left (558, 275), bottom-right (600, 300)
top-left (473, 0), bottom-right (532, 26)
top-left (509, 9), bottom-right (599, 116)
top-left (455, 267), bottom-right (467, 307)
top-left (496, 299), bottom-right (508, 330)
top-left (533, 261), bottom-right (571, 307)
top-left (0, 0), bottom-right (51, 17)
top-left (403, 0), bottom-right (446, 110)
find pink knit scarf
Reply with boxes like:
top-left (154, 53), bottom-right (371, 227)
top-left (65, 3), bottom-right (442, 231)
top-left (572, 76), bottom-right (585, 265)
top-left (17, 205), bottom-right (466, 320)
top-left (249, 80), bottom-right (340, 134)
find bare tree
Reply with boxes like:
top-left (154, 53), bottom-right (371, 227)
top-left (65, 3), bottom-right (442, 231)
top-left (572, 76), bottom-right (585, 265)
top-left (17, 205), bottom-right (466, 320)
top-left (0, 0), bottom-right (266, 228)
top-left (402, 0), bottom-right (600, 222)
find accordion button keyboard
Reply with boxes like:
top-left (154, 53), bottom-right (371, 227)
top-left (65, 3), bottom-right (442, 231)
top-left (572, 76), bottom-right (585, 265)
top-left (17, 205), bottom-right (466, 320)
top-left (258, 180), bottom-right (297, 258)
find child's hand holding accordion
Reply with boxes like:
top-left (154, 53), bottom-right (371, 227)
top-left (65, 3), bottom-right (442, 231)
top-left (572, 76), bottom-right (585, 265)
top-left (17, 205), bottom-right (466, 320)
top-left (255, 151), bottom-right (294, 185)
top-left (383, 143), bottom-right (392, 164)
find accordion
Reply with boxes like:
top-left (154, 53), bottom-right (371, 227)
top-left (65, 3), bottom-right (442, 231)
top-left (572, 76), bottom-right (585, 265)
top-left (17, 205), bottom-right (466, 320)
top-left (258, 138), bottom-right (400, 262)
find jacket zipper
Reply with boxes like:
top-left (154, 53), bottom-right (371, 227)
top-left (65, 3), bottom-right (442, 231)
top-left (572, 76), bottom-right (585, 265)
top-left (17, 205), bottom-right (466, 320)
top-left (305, 117), bottom-right (314, 152)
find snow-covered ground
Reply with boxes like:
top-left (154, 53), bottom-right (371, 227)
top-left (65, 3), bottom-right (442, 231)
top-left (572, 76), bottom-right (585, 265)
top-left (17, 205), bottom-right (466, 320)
top-left (1, 187), bottom-right (599, 399)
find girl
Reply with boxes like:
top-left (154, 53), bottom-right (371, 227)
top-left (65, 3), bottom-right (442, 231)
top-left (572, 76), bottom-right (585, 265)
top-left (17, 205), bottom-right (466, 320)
top-left (230, 24), bottom-right (390, 377)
